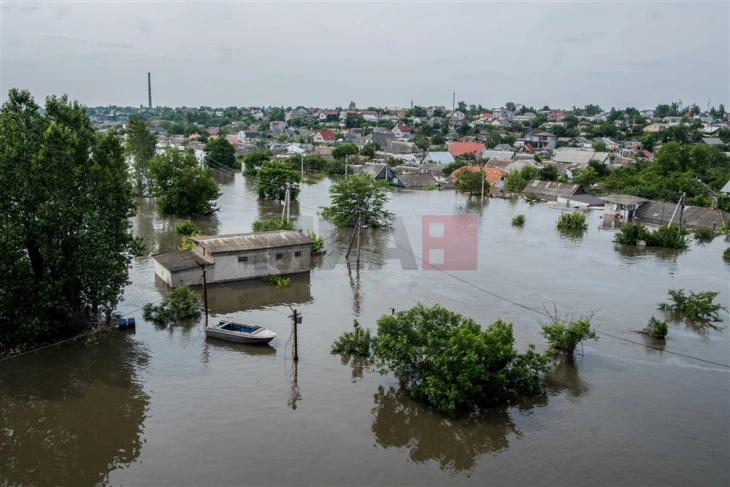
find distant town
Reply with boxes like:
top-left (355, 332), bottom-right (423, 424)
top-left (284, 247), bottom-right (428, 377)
top-left (88, 100), bottom-right (730, 220)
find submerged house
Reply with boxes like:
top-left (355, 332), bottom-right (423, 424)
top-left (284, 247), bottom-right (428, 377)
top-left (601, 195), bottom-right (650, 220)
top-left (153, 230), bottom-right (313, 287)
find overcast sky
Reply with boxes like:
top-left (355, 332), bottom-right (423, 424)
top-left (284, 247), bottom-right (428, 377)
top-left (2, 0), bottom-right (728, 110)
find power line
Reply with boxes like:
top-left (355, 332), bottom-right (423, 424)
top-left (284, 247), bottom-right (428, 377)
top-left (387, 240), bottom-right (730, 369)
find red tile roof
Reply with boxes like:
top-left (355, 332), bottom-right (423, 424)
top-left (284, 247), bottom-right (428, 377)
top-left (225, 136), bottom-right (239, 145)
top-left (359, 110), bottom-right (378, 115)
top-left (317, 129), bottom-right (336, 140)
top-left (448, 142), bottom-right (485, 157)
top-left (641, 150), bottom-right (654, 159)
top-left (396, 125), bottom-right (410, 133)
top-left (452, 166), bottom-right (507, 185)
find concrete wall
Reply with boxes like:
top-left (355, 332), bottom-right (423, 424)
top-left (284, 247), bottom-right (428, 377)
top-left (209, 245), bottom-right (311, 284)
top-left (154, 260), bottom-right (205, 288)
top-left (557, 196), bottom-right (591, 208)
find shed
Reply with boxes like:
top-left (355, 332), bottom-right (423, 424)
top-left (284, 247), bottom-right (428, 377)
top-left (153, 230), bottom-right (313, 287)
top-left (390, 173), bottom-right (439, 188)
top-left (522, 180), bottom-right (584, 199)
top-left (601, 195), bottom-right (650, 220)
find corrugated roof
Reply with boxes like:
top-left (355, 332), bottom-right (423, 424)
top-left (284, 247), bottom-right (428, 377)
top-left (482, 150), bottom-right (515, 161)
top-left (635, 201), bottom-right (730, 229)
top-left (553, 148), bottom-right (609, 165)
top-left (427, 151), bottom-right (455, 164)
top-left (153, 250), bottom-right (213, 273)
top-left (523, 180), bottom-right (583, 197)
top-left (394, 173), bottom-right (439, 188)
top-left (557, 194), bottom-right (605, 206)
top-left (360, 163), bottom-right (390, 179)
top-left (601, 195), bottom-right (650, 205)
top-left (192, 231), bottom-right (312, 254)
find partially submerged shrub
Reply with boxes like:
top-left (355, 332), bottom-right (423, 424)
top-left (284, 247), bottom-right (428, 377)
top-left (175, 219), bottom-right (200, 235)
top-left (658, 289), bottom-right (726, 321)
top-left (556, 211), bottom-right (587, 230)
top-left (143, 285), bottom-right (202, 325)
top-left (178, 231), bottom-right (202, 250)
top-left (262, 275), bottom-right (290, 288)
top-left (372, 303), bottom-right (548, 415)
top-left (694, 227), bottom-right (714, 241)
top-left (512, 214), bottom-right (526, 226)
top-left (331, 319), bottom-right (372, 357)
top-left (524, 193), bottom-right (541, 204)
top-left (642, 316), bottom-right (668, 339)
top-left (724, 247), bottom-right (730, 261)
top-left (540, 309), bottom-right (598, 359)
top-left (252, 217), bottom-right (295, 232)
top-left (615, 223), bottom-right (688, 249)
top-left (308, 231), bottom-right (325, 254)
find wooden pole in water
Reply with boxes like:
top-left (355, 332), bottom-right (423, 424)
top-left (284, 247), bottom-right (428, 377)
top-left (285, 184), bottom-right (291, 223)
top-left (480, 163), bottom-right (485, 201)
top-left (678, 191), bottom-right (686, 230)
top-left (356, 214), bottom-right (361, 265)
top-left (345, 213), bottom-right (360, 261)
top-left (291, 309), bottom-right (299, 362)
top-left (196, 261), bottom-right (209, 328)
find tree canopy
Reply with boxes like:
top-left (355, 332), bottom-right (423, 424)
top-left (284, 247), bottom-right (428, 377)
top-left (242, 150), bottom-right (272, 176)
top-left (372, 304), bottom-right (548, 415)
top-left (0, 89), bottom-right (142, 345)
top-left (125, 115), bottom-right (157, 195)
top-left (319, 174), bottom-right (393, 227)
top-left (149, 148), bottom-right (221, 215)
top-left (204, 137), bottom-right (237, 169)
top-left (256, 160), bottom-right (301, 201)
top-left (332, 143), bottom-right (360, 159)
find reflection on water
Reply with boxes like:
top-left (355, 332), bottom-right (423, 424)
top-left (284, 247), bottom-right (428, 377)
top-left (204, 273), bottom-right (313, 315)
top-left (557, 228), bottom-right (586, 241)
top-left (205, 338), bottom-right (277, 356)
top-left (544, 358), bottom-right (591, 400)
top-left (370, 386), bottom-right (519, 473)
top-left (0, 334), bottom-right (149, 487)
top-left (614, 243), bottom-right (684, 262)
top-left (348, 264), bottom-right (363, 316)
top-left (213, 169), bottom-right (235, 186)
top-left (340, 354), bottom-right (370, 382)
top-left (287, 361), bottom-right (302, 410)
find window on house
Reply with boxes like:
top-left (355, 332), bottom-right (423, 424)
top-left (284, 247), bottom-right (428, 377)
top-left (276, 253), bottom-right (283, 260)
top-left (295, 251), bottom-right (301, 257)
top-left (238, 255), bottom-right (248, 262)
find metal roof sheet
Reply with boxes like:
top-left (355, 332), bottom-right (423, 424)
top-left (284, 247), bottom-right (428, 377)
top-left (192, 231), bottom-right (312, 254)
top-left (152, 250), bottom-right (213, 273)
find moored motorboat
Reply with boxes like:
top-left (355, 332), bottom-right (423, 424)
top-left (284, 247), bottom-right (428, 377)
top-left (205, 320), bottom-right (277, 344)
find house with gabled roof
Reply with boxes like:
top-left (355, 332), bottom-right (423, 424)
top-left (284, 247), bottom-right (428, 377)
top-left (448, 142), bottom-right (487, 160)
top-left (314, 129), bottom-right (336, 145)
top-left (393, 125), bottom-right (412, 139)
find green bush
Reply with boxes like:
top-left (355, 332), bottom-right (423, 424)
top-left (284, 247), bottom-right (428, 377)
top-left (524, 193), bottom-right (541, 204)
top-left (251, 218), bottom-right (295, 232)
top-left (178, 231), bottom-right (202, 251)
top-left (556, 211), bottom-right (587, 230)
top-left (658, 289), bottom-right (726, 321)
top-left (262, 275), bottom-right (290, 288)
top-left (175, 219), bottom-right (200, 235)
top-left (331, 320), bottom-right (372, 356)
top-left (143, 285), bottom-right (202, 325)
top-left (512, 214), bottom-right (526, 226)
top-left (724, 247), bottom-right (730, 261)
top-left (615, 223), bottom-right (688, 249)
top-left (694, 227), bottom-right (714, 241)
top-left (372, 303), bottom-right (548, 415)
top-left (642, 317), bottom-right (668, 339)
top-left (686, 195), bottom-right (712, 208)
top-left (541, 317), bottom-right (598, 359)
top-left (308, 231), bottom-right (325, 254)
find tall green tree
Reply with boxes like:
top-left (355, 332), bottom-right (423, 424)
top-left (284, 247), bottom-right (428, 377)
top-left (256, 160), bottom-right (301, 201)
top-left (148, 148), bottom-right (220, 215)
top-left (319, 174), bottom-right (394, 227)
top-left (242, 150), bottom-right (272, 176)
top-left (332, 143), bottom-right (359, 159)
top-left (0, 89), bottom-right (142, 345)
top-left (204, 137), bottom-right (237, 169)
top-left (126, 115), bottom-right (157, 195)
top-left (453, 167), bottom-right (489, 196)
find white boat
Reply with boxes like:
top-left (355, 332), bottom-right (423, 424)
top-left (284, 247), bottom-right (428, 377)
top-left (205, 320), bottom-right (277, 344)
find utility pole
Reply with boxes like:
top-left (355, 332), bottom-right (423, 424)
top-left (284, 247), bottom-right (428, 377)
top-left (480, 163), bottom-right (485, 201)
top-left (300, 153), bottom-right (304, 178)
top-left (356, 215), bottom-right (361, 264)
top-left (345, 212), bottom-right (361, 261)
top-left (678, 191), bottom-right (686, 231)
top-left (289, 308), bottom-right (300, 362)
top-left (281, 183), bottom-right (291, 222)
top-left (196, 261), bottom-right (209, 328)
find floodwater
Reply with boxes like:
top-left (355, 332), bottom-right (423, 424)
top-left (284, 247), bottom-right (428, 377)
top-left (2, 170), bottom-right (729, 486)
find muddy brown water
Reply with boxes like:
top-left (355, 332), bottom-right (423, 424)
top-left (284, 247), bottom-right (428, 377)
top-left (2, 172), bottom-right (729, 486)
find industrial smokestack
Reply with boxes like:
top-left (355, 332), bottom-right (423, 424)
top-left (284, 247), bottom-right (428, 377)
top-left (147, 72), bottom-right (152, 108)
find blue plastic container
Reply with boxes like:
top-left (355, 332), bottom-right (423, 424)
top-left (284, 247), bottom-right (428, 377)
top-left (118, 317), bottom-right (136, 329)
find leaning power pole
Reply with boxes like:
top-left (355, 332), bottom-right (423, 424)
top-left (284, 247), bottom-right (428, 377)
top-left (288, 307), bottom-right (301, 362)
top-left (196, 261), bottom-right (209, 328)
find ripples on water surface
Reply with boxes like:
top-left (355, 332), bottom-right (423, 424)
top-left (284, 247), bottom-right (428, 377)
top-left (1, 173), bottom-right (728, 486)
